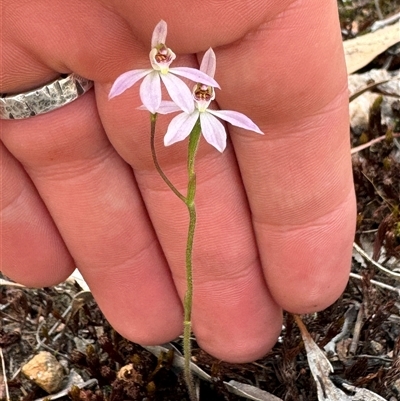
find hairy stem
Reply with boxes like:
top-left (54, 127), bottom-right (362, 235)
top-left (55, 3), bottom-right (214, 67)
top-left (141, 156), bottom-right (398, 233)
top-left (183, 119), bottom-right (201, 401)
top-left (183, 203), bottom-right (196, 400)
top-left (150, 113), bottom-right (201, 400)
top-left (150, 113), bottom-right (187, 203)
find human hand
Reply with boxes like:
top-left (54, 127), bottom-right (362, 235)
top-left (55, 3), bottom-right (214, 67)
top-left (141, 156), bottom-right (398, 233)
top-left (1, 0), bottom-right (356, 362)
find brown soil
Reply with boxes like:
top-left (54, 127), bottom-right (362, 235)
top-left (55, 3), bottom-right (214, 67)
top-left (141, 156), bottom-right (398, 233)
top-left (1, 2), bottom-right (400, 400)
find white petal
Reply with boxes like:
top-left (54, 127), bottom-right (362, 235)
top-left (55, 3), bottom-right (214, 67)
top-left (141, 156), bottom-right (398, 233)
top-left (160, 73), bottom-right (195, 113)
top-left (200, 112), bottom-right (227, 152)
top-left (109, 69), bottom-right (150, 99)
top-left (140, 71), bottom-right (161, 113)
top-left (164, 111), bottom-right (199, 146)
top-left (200, 48), bottom-right (216, 78)
top-left (171, 67), bottom-right (220, 88)
top-left (155, 101), bottom-right (182, 114)
top-left (207, 109), bottom-right (263, 134)
top-left (151, 20), bottom-right (167, 47)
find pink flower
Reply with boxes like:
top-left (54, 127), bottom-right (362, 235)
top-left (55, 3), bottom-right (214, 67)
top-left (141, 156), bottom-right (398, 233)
top-left (161, 48), bottom-right (263, 152)
top-left (109, 20), bottom-right (220, 114)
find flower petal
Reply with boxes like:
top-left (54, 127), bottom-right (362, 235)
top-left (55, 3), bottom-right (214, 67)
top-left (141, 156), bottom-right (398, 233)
top-left (140, 71), bottom-right (162, 113)
top-left (109, 69), bottom-right (150, 99)
top-left (200, 48), bottom-right (216, 78)
top-left (154, 101), bottom-right (182, 114)
top-left (160, 73), bottom-right (195, 113)
top-left (151, 20), bottom-right (167, 48)
top-left (164, 111), bottom-right (199, 146)
top-left (171, 67), bottom-right (220, 89)
top-left (207, 109), bottom-right (263, 134)
top-left (200, 112), bottom-right (227, 152)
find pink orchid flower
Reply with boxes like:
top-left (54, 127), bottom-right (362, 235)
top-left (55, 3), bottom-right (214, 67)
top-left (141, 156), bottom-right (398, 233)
top-left (161, 48), bottom-right (263, 152)
top-left (109, 20), bottom-right (220, 113)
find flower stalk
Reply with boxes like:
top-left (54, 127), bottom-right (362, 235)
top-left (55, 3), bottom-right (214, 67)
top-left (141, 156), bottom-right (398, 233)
top-left (150, 113), bottom-right (186, 203)
top-left (109, 20), bottom-right (263, 401)
top-left (183, 120), bottom-right (201, 400)
top-left (150, 113), bottom-right (201, 400)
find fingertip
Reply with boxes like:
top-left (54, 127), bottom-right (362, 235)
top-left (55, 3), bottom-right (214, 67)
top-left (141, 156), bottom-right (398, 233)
top-left (105, 316), bottom-right (183, 347)
top-left (276, 271), bottom-right (350, 315)
top-left (260, 191), bottom-right (356, 314)
top-left (1, 214), bottom-right (76, 288)
top-left (79, 258), bottom-right (185, 346)
top-left (1, 143), bottom-right (76, 288)
top-left (195, 308), bottom-right (283, 363)
top-left (1, 239), bottom-right (75, 288)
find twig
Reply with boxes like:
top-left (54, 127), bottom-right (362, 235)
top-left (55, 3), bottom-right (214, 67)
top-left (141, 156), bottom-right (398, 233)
top-left (348, 78), bottom-right (396, 102)
top-left (353, 242), bottom-right (400, 279)
top-left (0, 347), bottom-right (10, 401)
top-left (35, 320), bottom-right (71, 361)
top-left (0, 278), bottom-right (26, 288)
top-left (48, 304), bottom-right (72, 336)
top-left (324, 303), bottom-right (359, 354)
top-left (370, 11), bottom-right (400, 31)
top-left (351, 133), bottom-right (400, 154)
top-left (355, 354), bottom-right (392, 362)
top-left (374, 0), bottom-right (384, 21)
top-left (349, 272), bottom-right (400, 295)
top-left (349, 304), bottom-right (364, 356)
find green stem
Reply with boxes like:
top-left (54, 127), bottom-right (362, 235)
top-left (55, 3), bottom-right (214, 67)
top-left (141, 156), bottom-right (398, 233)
top-left (183, 119), bottom-right (201, 401)
top-left (150, 113), bottom-right (187, 203)
top-left (149, 113), bottom-right (201, 400)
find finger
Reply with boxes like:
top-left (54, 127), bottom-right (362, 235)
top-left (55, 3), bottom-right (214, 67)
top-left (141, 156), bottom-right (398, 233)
top-left (2, 0), bottom-right (141, 90)
top-left (1, 91), bottom-right (184, 345)
top-left (102, 0), bottom-right (293, 52)
top-left (213, 0), bottom-right (356, 311)
top-left (2, 0), bottom-right (293, 89)
top-left (1, 143), bottom-right (75, 287)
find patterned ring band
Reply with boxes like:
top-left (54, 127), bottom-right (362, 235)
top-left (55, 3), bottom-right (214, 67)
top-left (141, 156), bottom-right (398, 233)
top-left (0, 73), bottom-right (94, 120)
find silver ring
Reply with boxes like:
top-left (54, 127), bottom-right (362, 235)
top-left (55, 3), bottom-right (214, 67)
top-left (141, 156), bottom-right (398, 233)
top-left (0, 73), bottom-right (94, 120)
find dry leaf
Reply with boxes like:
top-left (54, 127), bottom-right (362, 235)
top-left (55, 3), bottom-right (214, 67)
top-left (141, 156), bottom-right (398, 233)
top-left (227, 380), bottom-right (284, 401)
top-left (68, 268), bottom-right (90, 291)
top-left (294, 315), bottom-right (387, 401)
top-left (344, 23), bottom-right (400, 74)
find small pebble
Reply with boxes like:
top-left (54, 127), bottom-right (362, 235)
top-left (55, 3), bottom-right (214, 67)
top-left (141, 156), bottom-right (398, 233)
top-left (391, 378), bottom-right (400, 395)
top-left (369, 340), bottom-right (384, 354)
top-left (21, 351), bottom-right (64, 393)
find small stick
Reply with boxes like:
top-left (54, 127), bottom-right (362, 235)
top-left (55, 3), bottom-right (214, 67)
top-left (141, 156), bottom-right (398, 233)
top-left (374, 0), bottom-right (384, 20)
top-left (35, 320), bottom-right (71, 361)
top-left (351, 133), bottom-right (400, 155)
top-left (349, 272), bottom-right (400, 295)
top-left (349, 304), bottom-right (364, 356)
top-left (370, 11), bottom-right (400, 31)
top-left (0, 347), bottom-right (10, 401)
top-left (353, 242), bottom-right (400, 279)
top-left (324, 303), bottom-right (359, 354)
